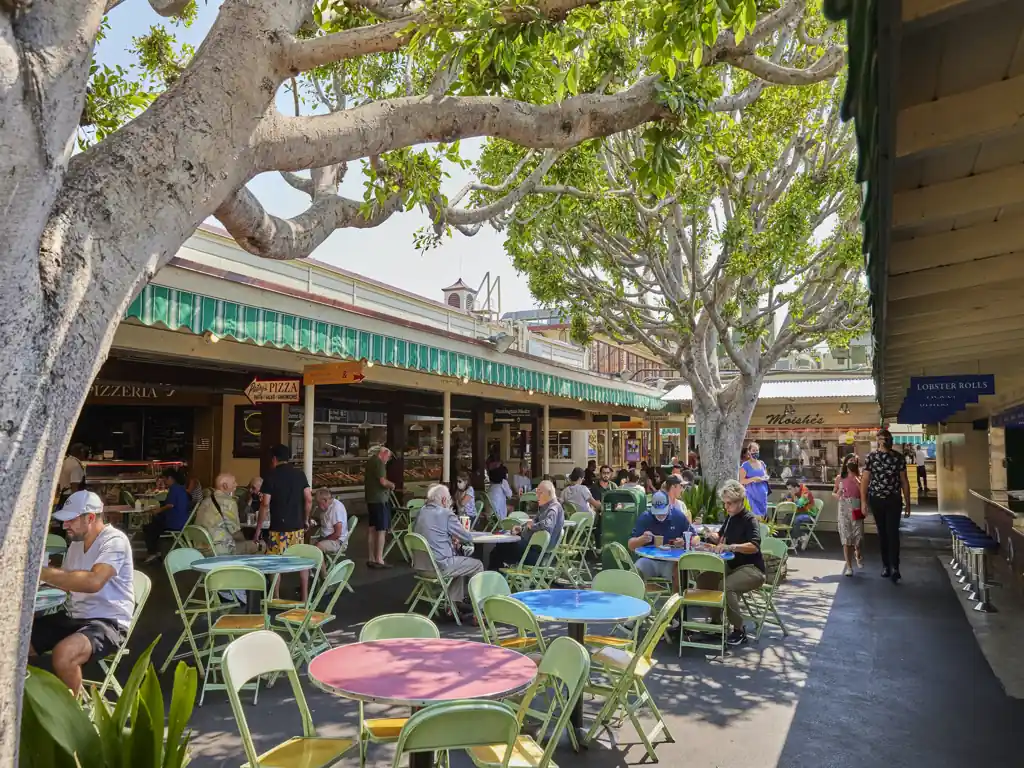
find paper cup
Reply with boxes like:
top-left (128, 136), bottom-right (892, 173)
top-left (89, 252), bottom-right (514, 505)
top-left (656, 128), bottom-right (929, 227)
top-left (653, 535), bottom-right (664, 547)
top-left (459, 516), bottom-right (471, 530)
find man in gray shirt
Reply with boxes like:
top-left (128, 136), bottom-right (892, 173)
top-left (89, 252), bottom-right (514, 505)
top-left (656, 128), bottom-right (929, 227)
top-left (489, 480), bottom-right (564, 569)
top-left (413, 483), bottom-right (482, 612)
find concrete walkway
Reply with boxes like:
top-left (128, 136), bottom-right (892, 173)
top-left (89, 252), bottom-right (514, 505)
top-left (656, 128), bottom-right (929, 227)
top-left (91, 512), bottom-right (1024, 767)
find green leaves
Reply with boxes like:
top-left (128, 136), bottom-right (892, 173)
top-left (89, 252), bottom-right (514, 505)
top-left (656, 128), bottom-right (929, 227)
top-left (20, 638), bottom-right (197, 768)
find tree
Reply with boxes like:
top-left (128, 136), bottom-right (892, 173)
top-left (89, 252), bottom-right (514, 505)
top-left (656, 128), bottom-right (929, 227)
top-left (456, 19), bottom-right (864, 484)
top-left (1, 0), bottom-right (841, 748)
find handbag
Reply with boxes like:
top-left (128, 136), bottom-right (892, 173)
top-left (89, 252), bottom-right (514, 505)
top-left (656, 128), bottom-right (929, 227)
top-left (851, 497), bottom-right (865, 521)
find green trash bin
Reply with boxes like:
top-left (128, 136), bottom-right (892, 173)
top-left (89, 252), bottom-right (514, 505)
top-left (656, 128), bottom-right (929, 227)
top-left (600, 487), bottom-right (647, 569)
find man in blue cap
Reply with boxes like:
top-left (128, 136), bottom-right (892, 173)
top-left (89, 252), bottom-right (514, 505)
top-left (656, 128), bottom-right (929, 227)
top-left (628, 489), bottom-right (696, 583)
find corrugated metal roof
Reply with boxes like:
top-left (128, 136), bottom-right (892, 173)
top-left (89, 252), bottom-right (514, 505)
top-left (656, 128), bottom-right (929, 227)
top-left (663, 378), bottom-right (877, 402)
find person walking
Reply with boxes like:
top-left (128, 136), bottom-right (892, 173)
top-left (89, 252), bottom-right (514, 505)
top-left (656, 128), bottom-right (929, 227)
top-left (862, 429), bottom-right (911, 583)
top-left (739, 441), bottom-right (770, 518)
top-left (257, 444), bottom-right (313, 600)
top-left (833, 455), bottom-right (864, 576)
top-left (364, 446), bottom-right (395, 569)
top-left (915, 444), bottom-right (929, 496)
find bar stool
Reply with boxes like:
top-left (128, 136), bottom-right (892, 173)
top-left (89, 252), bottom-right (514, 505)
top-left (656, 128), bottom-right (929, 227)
top-left (960, 535), bottom-right (999, 613)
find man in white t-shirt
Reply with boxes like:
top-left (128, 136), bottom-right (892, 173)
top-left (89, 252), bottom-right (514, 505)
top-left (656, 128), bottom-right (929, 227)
top-left (56, 443), bottom-right (88, 498)
top-left (314, 488), bottom-right (349, 555)
top-left (32, 491), bottom-right (135, 695)
top-left (915, 445), bottom-right (929, 495)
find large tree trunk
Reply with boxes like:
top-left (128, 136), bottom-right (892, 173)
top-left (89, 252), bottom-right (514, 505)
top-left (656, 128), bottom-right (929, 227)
top-left (692, 377), bottom-right (761, 489)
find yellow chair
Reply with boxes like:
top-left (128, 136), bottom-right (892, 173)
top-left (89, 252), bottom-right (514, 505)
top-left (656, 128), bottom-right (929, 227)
top-left (584, 569), bottom-right (645, 652)
top-left (267, 543), bottom-right (324, 611)
top-left (223, 630), bottom-right (354, 767)
top-left (676, 553), bottom-right (728, 658)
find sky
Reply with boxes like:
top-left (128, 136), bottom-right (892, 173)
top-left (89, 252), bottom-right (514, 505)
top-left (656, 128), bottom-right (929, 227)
top-left (98, 2), bottom-right (539, 312)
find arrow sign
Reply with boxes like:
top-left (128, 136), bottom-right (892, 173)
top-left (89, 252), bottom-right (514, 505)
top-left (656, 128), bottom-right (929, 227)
top-left (303, 361), bottom-right (367, 386)
top-left (244, 378), bottom-right (302, 405)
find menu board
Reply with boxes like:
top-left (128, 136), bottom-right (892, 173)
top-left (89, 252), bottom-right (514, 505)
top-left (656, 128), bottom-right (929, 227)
top-left (234, 406), bottom-right (263, 458)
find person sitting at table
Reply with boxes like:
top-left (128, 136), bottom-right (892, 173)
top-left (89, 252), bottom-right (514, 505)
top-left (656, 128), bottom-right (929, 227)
top-left (621, 469), bottom-right (642, 489)
top-left (561, 467), bottom-right (601, 514)
top-left (413, 483), bottom-right (480, 620)
top-left (313, 488), bottom-right (349, 561)
top-left (143, 468), bottom-right (191, 564)
top-left (627, 490), bottom-right (696, 583)
top-left (31, 491), bottom-right (135, 696)
top-left (511, 463), bottom-right (532, 495)
top-left (783, 477), bottom-right (816, 549)
top-left (455, 471), bottom-right (477, 522)
top-left (489, 480), bottom-right (565, 570)
top-left (195, 473), bottom-right (262, 555)
top-left (699, 480), bottom-right (766, 646)
top-left (246, 476), bottom-right (263, 523)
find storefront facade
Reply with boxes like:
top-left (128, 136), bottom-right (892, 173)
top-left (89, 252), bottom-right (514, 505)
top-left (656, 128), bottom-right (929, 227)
top-left (74, 227), bottom-right (674, 510)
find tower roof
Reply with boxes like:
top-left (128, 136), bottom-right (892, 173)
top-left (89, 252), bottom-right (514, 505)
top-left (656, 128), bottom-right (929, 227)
top-left (442, 278), bottom-right (476, 293)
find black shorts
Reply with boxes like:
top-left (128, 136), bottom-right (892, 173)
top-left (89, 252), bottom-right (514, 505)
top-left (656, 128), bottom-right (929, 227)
top-left (31, 613), bottom-right (126, 660)
top-left (367, 502), bottom-right (391, 531)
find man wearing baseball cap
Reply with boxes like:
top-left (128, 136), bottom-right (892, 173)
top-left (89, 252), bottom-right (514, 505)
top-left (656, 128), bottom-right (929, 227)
top-left (31, 491), bottom-right (135, 695)
top-left (627, 489), bottom-right (696, 583)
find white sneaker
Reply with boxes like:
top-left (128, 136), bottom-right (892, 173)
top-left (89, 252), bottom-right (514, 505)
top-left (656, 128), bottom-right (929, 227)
top-left (800, 534), bottom-right (810, 550)
top-left (843, 564), bottom-right (853, 577)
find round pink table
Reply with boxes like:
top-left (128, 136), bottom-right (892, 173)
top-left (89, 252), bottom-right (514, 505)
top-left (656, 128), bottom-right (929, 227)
top-left (309, 638), bottom-right (537, 768)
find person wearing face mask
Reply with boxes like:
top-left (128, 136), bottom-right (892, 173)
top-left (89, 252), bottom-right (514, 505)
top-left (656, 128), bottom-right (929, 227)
top-left (862, 428), bottom-right (911, 583)
top-left (455, 471), bottom-right (476, 521)
top-left (628, 490), bottom-right (696, 584)
top-left (739, 441), bottom-right (770, 518)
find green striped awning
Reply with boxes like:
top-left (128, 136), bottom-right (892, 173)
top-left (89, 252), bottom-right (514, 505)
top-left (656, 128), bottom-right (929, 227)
top-left (125, 284), bottom-right (668, 411)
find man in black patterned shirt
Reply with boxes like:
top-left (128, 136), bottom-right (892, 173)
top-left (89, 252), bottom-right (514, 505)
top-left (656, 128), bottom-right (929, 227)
top-left (861, 429), bottom-right (912, 583)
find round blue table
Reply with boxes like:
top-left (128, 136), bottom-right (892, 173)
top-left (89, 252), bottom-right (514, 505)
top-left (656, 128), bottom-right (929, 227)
top-left (634, 545), bottom-right (734, 562)
top-left (190, 555), bottom-right (316, 574)
top-left (513, 589), bottom-right (650, 737)
top-left (35, 587), bottom-right (67, 613)
top-left (191, 555), bottom-right (317, 612)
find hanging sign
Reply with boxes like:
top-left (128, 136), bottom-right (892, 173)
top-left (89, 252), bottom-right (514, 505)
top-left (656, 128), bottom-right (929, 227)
top-left (303, 361), bottom-right (367, 386)
top-left (493, 406), bottom-right (533, 424)
top-left (244, 378), bottom-right (301, 405)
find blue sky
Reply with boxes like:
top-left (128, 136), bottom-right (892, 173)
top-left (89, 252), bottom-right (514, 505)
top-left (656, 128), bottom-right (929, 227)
top-left (98, 2), bottom-right (538, 311)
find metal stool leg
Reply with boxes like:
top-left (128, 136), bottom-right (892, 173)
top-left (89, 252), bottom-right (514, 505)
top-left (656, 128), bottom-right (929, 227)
top-left (973, 551), bottom-right (998, 613)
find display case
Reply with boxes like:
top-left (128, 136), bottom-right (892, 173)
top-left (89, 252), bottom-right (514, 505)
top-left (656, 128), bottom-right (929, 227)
top-left (82, 460), bottom-right (186, 505)
top-left (304, 455), bottom-right (444, 493)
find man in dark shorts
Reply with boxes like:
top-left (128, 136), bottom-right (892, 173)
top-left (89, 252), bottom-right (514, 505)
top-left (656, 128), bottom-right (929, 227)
top-left (31, 491), bottom-right (135, 695)
top-left (257, 444), bottom-right (313, 600)
top-left (364, 445), bottom-right (395, 568)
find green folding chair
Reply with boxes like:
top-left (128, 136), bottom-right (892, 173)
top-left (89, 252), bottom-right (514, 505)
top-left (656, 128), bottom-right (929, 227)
top-left (405, 532), bottom-right (462, 624)
top-left (318, 516), bottom-right (357, 585)
top-left (393, 700), bottom-right (520, 768)
top-left (508, 511), bottom-right (530, 522)
top-left (383, 491), bottom-right (414, 562)
top-left (468, 572), bottom-right (512, 644)
top-left (482, 594), bottom-right (548, 659)
top-left (770, 501), bottom-right (797, 550)
top-left (517, 492), bottom-right (538, 513)
top-left (802, 498), bottom-right (825, 551)
top-left (498, 517), bottom-right (521, 532)
top-left (357, 614), bottom-right (440, 767)
top-left (584, 570), bottom-right (645, 653)
top-left (500, 530), bottom-right (551, 591)
top-left (223, 630), bottom-right (355, 768)
top-left (267, 543), bottom-right (324, 612)
top-left (469, 636), bottom-right (591, 768)
top-left (160, 547), bottom-right (233, 675)
top-left (606, 542), bottom-right (671, 607)
top-left (676, 552), bottom-right (728, 658)
top-left (44, 533), bottom-right (67, 565)
top-left (181, 524), bottom-right (216, 557)
top-left (743, 537), bottom-right (789, 641)
top-left (586, 594), bottom-right (683, 761)
top-left (274, 559), bottom-right (355, 667)
top-left (162, 504), bottom-right (197, 551)
top-left (199, 565), bottom-right (269, 706)
top-left (85, 570), bottom-right (152, 705)
top-left (552, 512), bottom-right (594, 586)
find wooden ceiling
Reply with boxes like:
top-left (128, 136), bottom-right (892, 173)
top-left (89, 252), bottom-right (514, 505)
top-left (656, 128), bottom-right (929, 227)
top-left (880, 0), bottom-right (1024, 416)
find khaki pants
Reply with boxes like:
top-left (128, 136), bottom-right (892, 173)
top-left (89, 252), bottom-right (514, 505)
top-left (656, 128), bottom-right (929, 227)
top-left (695, 564), bottom-right (765, 628)
top-left (416, 556), bottom-right (483, 604)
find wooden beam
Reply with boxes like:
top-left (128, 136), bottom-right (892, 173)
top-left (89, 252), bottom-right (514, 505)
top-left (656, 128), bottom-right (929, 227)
top-left (888, 312), bottom-right (1024, 344)
top-left (887, 277), bottom-right (1024, 320)
top-left (889, 215), bottom-right (1024, 275)
top-left (892, 163), bottom-right (1024, 231)
top-left (885, 337), bottom-right (1024, 366)
top-left (897, 74), bottom-right (1024, 158)
top-left (888, 250), bottom-right (1024, 301)
top-left (902, 0), bottom-right (1007, 25)
top-left (888, 316), bottom-right (1024, 349)
top-left (887, 300), bottom-right (1024, 335)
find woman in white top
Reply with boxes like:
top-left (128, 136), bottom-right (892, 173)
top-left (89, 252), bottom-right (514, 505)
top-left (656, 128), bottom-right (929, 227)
top-left (314, 488), bottom-right (349, 554)
top-left (561, 467), bottom-right (601, 513)
top-left (456, 472), bottom-right (477, 519)
top-left (487, 465), bottom-right (513, 520)
top-left (511, 463), bottom-right (532, 495)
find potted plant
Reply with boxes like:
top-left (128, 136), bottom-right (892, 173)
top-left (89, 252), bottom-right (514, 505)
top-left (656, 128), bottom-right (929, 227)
top-left (20, 638), bottom-right (196, 767)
